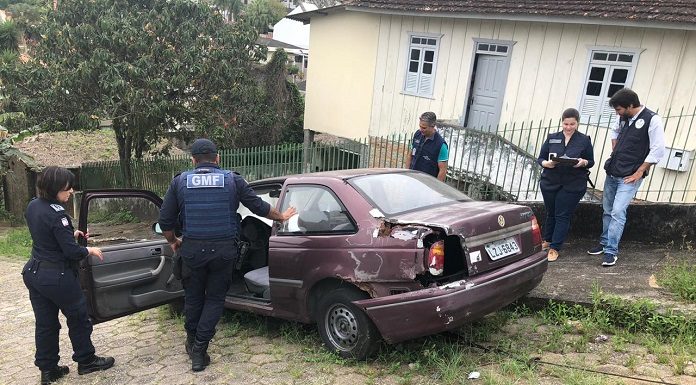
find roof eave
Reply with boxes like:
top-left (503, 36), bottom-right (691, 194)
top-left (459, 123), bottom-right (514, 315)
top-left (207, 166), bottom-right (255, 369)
top-left (287, 4), bottom-right (347, 24)
top-left (342, 6), bottom-right (696, 31)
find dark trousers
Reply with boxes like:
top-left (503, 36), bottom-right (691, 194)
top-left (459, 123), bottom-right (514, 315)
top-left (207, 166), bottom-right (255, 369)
top-left (541, 187), bottom-right (586, 251)
top-left (183, 256), bottom-right (234, 342)
top-left (22, 261), bottom-right (96, 370)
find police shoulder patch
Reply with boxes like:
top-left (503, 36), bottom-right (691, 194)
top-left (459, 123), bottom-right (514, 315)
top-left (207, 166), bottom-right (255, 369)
top-left (186, 173), bottom-right (224, 188)
top-left (50, 204), bottom-right (65, 212)
top-left (61, 217), bottom-right (69, 227)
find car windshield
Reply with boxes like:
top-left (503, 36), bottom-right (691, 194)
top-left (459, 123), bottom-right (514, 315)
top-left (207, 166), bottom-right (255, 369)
top-left (350, 171), bottom-right (471, 215)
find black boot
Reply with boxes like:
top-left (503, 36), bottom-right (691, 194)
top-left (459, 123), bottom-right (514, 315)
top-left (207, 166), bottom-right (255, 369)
top-left (77, 355), bottom-right (115, 375)
top-left (191, 339), bottom-right (210, 372)
top-left (40, 365), bottom-right (69, 385)
top-left (185, 331), bottom-right (195, 356)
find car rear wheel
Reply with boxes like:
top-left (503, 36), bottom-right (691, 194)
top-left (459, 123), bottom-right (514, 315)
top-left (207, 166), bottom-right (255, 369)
top-left (316, 287), bottom-right (380, 359)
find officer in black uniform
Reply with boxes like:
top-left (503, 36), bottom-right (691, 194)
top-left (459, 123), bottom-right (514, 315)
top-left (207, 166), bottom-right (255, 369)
top-left (537, 108), bottom-right (594, 262)
top-left (23, 166), bottom-right (115, 385)
top-left (158, 138), bottom-right (296, 372)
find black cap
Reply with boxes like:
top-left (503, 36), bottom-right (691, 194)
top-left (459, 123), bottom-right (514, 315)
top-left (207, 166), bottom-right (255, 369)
top-left (190, 139), bottom-right (217, 155)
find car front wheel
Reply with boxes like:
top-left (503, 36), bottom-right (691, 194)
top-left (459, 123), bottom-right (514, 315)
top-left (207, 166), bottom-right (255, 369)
top-left (316, 287), bottom-right (380, 359)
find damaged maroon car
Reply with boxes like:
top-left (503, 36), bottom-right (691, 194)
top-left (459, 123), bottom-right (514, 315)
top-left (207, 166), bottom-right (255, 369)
top-left (78, 168), bottom-right (547, 359)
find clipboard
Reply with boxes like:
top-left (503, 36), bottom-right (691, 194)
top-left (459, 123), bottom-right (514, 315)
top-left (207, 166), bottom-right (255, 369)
top-left (550, 155), bottom-right (580, 165)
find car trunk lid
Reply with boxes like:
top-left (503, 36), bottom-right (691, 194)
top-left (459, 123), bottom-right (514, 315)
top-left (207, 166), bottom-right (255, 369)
top-left (386, 201), bottom-right (538, 276)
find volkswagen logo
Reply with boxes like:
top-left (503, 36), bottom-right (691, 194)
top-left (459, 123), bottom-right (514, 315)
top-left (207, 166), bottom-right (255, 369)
top-left (497, 215), bottom-right (505, 227)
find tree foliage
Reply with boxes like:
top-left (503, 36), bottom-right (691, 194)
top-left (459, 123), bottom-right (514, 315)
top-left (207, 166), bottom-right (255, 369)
top-left (227, 49), bottom-right (303, 147)
top-left (243, 0), bottom-right (288, 34)
top-left (0, 0), bottom-right (278, 185)
top-left (0, 21), bottom-right (19, 52)
top-left (210, 0), bottom-right (244, 22)
top-left (1, 0), bottom-right (48, 36)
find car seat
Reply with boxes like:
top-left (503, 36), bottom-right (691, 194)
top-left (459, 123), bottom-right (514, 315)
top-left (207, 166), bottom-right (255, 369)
top-left (239, 216), bottom-right (271, 271)
top-left (244, 266), bottom-right (270, 299)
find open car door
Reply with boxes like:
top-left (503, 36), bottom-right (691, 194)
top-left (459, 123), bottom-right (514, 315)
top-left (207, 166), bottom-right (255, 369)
top-left (78, 189), bottom-right (183, 323)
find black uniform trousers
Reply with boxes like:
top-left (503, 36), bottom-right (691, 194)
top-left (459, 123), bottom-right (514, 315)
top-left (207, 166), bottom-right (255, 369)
top-left (540, 187), bottom-right (586, 251)
top-left (22, 259), bottom-right (96, 370)
top-left (182, 252), bottom-right (236, 343)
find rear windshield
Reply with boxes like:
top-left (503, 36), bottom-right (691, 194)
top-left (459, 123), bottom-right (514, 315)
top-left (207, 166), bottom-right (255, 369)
top-left (350, 171), bottom-right (471, 216)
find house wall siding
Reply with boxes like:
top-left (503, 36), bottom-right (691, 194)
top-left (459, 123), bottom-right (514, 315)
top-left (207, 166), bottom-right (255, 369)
top-left (361, 16), bottom-right (696, 136)
top-left (303, 12), bottom-right (381, 139)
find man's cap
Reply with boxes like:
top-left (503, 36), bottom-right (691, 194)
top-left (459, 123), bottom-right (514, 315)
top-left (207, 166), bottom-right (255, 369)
top-left (190, 139), bottom-right (217, 155)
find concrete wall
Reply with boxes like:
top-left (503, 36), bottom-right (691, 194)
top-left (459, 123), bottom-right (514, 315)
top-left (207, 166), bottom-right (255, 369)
top-left (522, 201), bottom-right (696, 245)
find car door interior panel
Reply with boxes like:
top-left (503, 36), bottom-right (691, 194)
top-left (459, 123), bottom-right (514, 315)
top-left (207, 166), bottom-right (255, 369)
top-left (79, 191), bottom-right (183, 322)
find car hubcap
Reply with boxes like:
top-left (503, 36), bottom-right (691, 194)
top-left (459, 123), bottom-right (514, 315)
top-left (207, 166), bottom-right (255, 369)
top-left (325, 304), bottom-right (358, 351)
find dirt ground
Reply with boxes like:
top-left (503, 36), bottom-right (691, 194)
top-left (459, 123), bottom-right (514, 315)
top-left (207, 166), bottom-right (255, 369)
top-left (12, 129), bottom-right (186, 167)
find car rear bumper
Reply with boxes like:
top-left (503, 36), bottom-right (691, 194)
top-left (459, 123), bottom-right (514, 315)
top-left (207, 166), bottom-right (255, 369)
top-left (353, 251), bottom-right (547, 343)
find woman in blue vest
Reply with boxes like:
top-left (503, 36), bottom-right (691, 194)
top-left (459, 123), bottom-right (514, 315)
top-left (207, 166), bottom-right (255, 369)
top-left (537, 108), bottom-right (594, 261)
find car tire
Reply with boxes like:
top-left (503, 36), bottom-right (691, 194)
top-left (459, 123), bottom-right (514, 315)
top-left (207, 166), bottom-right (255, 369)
top-left (316, 287), bottom-right (380, 360)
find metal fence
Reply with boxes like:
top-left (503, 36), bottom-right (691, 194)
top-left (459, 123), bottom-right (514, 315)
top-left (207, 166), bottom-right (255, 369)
top-left (81, 107), bottom-right (696, 203)
top-left (483, 106), bottom-right (696, 203)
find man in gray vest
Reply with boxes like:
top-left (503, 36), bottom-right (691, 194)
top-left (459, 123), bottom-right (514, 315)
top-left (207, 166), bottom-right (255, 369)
top-left (587, 88), bottom-right (665, 266)
top-left (158, 138), bottom-right (296, 372)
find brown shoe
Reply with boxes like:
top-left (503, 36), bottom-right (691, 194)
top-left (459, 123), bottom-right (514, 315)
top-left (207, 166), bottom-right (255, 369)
top-left (547, 248), bottom-right (559, 261)
top-left (542, 241), bottom-right (550, 251)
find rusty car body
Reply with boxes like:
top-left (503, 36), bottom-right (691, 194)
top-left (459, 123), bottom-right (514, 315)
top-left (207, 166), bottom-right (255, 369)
top-left (78, 168), bottom-right (547, 359)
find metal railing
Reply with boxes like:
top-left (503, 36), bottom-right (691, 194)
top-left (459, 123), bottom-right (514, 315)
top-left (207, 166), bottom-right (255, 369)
top-left (81, 107), bottom-right (696, 203)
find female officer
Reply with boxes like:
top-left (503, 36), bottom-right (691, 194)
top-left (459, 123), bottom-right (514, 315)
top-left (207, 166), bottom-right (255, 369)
top-left (22, 166), bottom-right (115, 384)
top-left (537, 108), bottom-right (594, 262)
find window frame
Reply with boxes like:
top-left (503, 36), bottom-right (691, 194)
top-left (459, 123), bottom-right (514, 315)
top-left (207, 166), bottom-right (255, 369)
top-left (276, 184), bottom-right (357, 236)
top-left (402, 32), bottom-right (442, 99)
top-left (578, 46), bottom-right (642, 124)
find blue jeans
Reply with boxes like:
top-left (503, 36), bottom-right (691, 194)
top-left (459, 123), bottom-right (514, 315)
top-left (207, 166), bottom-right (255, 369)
top-left (601, 175), bottom-right (642, 256)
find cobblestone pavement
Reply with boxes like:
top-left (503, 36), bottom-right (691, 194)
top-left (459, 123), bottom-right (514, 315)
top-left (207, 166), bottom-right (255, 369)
top-left (2, 256), bottom-right (695, 385)
top-left (0, 258), bottom-right (433, 385)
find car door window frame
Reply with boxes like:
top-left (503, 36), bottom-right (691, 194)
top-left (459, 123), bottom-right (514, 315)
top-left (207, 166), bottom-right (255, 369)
top-left (277, 184), bottom-right (357, 236)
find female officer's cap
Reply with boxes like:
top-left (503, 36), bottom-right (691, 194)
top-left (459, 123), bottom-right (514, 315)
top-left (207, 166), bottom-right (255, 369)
top-left (190, 139), bottom-right (217, 155)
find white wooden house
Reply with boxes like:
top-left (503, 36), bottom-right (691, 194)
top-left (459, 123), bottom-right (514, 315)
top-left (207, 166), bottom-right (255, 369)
top-left (291, 0), bottom-right (696, 202)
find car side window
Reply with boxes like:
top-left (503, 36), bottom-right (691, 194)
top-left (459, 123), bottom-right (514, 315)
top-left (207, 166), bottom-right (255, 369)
top-left (237, 185), bottom-right (281, 226)
top-left (278, 185), bottom-right (355, 234)
top-left (85, 196), bottom-right (161, 246)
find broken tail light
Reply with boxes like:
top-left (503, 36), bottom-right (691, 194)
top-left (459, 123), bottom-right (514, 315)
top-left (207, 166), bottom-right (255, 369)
top-left (428, 240), bottom-right (445, 275)
top-left (531, 215), bottom-right (542, 248)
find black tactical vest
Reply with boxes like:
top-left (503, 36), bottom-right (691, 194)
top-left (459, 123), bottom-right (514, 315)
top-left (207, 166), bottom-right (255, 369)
top-left (180, 168), bottom-right (237, 240)
top-left (604, 108), bottom-right (654, 178)
top-left (410, 130), bottom-right (447, 177)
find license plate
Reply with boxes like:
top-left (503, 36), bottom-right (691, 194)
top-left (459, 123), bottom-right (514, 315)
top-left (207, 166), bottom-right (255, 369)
top-left (484, 237), bottom-right (520, 260)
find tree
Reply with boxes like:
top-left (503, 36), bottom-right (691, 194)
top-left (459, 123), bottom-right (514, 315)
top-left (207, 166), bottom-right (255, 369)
top-left (210, 0), bottom-right (244, 23)
top-left (243, 0), bottom-right (288, 34)
top-left (0, 20), bottom-right (19, 51)
top-left (0, 0), bottom-right (266, 185)
top-left (2, 0), bottom-right (48, 40)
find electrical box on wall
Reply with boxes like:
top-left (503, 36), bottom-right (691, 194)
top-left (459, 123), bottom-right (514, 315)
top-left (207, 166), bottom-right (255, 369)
top-left (657, 147), bottom-right (693, 172)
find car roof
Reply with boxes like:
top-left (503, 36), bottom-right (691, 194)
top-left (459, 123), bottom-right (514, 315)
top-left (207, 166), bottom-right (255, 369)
top-left (248, 168), bottom-right (413, 185)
